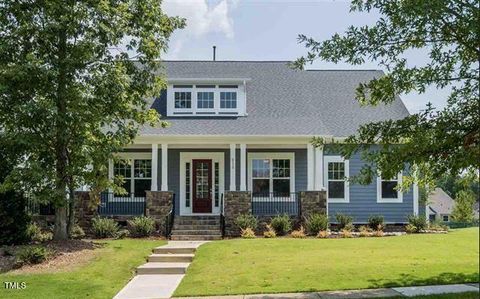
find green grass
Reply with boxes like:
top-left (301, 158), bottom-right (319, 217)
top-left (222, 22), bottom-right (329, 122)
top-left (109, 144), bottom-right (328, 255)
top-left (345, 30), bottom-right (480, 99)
top-left (0, 238), bottom-right (165, 299)
top-left (174, 228), bottom-right (479, 296)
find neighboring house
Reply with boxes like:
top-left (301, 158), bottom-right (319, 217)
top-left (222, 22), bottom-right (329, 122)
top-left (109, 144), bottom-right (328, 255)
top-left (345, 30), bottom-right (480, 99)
top-left (427, 188), bottom-right (454, 222)
top-left (80, 61), bottom-right (423, 239)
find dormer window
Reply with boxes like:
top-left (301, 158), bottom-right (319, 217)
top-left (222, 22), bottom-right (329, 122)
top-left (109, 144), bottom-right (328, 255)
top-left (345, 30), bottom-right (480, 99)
top-left (166, 79), bottom-right (249, 117)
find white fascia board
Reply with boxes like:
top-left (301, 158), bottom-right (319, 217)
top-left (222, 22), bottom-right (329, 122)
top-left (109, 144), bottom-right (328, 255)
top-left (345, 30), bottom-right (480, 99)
top-left (168, 78), bottom-right (251, 83)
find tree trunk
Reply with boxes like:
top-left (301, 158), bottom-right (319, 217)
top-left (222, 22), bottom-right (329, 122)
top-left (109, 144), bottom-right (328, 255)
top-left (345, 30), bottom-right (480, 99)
top-left (53, 29), bottom-right (69, 241)
top-left (67, 187), bottom-right (75, 236)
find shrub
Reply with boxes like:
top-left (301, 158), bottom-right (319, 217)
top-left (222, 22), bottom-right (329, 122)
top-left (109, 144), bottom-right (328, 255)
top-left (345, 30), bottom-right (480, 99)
top-left (373, 230), bottom-right (384, 237)
top-left (405, 224), bottom-right (417, 234)
top-left (358, 225), bottom-right (371, 237)
top-left (343, 223), bottom-right (355, 232)
top-left (263, 224), bottom-right (276, 238)
top-left (234, 214), bottom-right (258, 230)
top-left (240, 228), bottom-right (255, 238)
top-left (428, 221), bottom-right (449, 232)
top-left (335, 213), bottom-right (353, 230)
top-left (0, 190), bottom-right (31, 245)
top-left (115, 229), bottom-right (130, 239)
top-left (290, 226), bottom-right (306, 238)
top-left (340, 229), bottom-right (353, 238)
top-left (407, 215), bottom-right (427, 231)
top-left (368, 215), bottom-right (384, 231)
top-left (27, 223), bottom-right (53, 243)
top-left (270, 214), bottom-right (292, 235)
top-left (305, 213), bottom-right (328, 235)
top-left (128, 216), bottom-right (156, 237)
top-left (17, 246), bottom-right (53, 265)
top-left (69, 225), bottom-right (85, 240)
top-left (316, 230), bottom-right (330, 238)
top-left (91, 217), bottom-right (119, 238)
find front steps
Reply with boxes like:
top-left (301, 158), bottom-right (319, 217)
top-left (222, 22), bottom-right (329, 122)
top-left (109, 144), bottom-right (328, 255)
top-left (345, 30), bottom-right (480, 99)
top-left (136, 242), bottom-right (202, 275)
top-left (171, 216), bottom-right (222, 241)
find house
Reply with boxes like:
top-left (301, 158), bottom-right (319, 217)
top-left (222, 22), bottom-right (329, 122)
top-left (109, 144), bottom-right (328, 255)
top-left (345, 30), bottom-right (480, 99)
top-left (85, 61), bottom-right (423, 239)
top-left (427, 188), bottom-right (454, 222)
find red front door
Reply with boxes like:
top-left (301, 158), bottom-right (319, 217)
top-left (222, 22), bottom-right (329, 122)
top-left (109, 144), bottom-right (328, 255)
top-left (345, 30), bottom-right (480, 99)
top-left (192, 159), bottom-right (212, 213)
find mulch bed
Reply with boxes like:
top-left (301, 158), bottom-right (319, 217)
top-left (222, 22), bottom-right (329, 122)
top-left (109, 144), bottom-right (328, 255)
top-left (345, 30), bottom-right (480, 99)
top-left (0, 239), bottom-right (104, 274)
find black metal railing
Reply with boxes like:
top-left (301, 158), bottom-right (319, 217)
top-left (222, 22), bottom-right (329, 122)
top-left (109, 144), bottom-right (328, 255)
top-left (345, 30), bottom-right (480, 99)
top-left (98, 192), bottom-right (146, 216)
top-left (165, 193), bottom-right (176, 238)
top-left (26, 199), bottom-right (55, 216)
top-left (251, 192), bottom-right (300, 216)
top-left (220, 193), bottom-right (225, 237)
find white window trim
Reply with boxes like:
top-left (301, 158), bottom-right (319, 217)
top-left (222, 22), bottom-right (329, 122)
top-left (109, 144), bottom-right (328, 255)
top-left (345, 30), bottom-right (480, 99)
top-left (248, 152), bottom-right (295, 202)
top-left (111, 152), bottom-right (152, 200)
top-left (323, 156), bottom-right (350, 203)
top-left (166, 84), bottom-right (246, 117)
top-left (179, 152), bottom-right (225, 216)
top-left (377, 172), bottom-right (403, 203)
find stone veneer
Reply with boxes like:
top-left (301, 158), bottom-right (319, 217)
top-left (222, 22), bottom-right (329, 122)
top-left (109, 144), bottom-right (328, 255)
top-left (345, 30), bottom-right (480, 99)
top-left (224, 191), bottom-right (251, 237)
top-left (74, 191), bottom-right (98, 232)
top-left (145, 191), bottom-right (174, 235)
top-left (299, 190), bottom-right (327, 218)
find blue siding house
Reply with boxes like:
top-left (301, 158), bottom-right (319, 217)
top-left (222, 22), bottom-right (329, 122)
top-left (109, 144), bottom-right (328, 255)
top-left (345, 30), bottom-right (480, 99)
top-left (106, 61), bottom-right (422, 236)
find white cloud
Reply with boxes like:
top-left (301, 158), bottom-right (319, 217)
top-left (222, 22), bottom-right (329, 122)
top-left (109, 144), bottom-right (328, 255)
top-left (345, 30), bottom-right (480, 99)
top-left (163, 0), bottom-right (236, 39)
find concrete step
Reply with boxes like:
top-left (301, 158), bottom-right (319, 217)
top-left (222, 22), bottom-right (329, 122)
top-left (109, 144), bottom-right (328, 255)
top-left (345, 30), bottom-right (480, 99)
top-left (153, 246), bottom-right (197, 254)
top-left (148, 253), bottom-right (194, 263)
top-left (177, 216), bottom-right (220, 220)
top-left (173, 224), bottom-right (220, 230)
top-left (174, 219), bottom-right (220, 226)
top-left (170, 235), bottom-right (222, 241)
top-left (136, 262), bottom-right (189, 275)
top-left (171, 229), bottom-right (221, 236)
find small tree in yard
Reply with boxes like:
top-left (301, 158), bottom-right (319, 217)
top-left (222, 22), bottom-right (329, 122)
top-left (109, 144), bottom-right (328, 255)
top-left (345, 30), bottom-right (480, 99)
top-left (0, 1), bottom-right (185, 239)
top-left (451, 190), bottom-right (476, 223)
top-left (295, 0), bottom-right (479, 189)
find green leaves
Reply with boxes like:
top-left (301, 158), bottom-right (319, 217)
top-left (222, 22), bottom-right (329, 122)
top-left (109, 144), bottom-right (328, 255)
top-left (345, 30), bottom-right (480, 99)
top-left (297, 0), bottom-right (479, 187)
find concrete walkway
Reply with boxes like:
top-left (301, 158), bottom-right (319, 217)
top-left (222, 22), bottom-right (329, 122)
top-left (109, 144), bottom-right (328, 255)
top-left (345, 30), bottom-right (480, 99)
top-left (114, 241), bottom-right (207, 299)
top-left (177, 284), bottom-right (479, 299)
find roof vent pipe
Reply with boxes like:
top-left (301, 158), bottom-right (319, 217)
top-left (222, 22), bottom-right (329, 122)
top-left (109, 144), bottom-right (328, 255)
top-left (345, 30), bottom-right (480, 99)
top-left (213, 45), bottom-right (216, 61)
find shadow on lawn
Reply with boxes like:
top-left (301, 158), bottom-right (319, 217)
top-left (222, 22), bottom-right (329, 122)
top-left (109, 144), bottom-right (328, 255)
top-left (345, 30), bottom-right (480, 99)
top-left (367, 272), bottom-right (480, 289)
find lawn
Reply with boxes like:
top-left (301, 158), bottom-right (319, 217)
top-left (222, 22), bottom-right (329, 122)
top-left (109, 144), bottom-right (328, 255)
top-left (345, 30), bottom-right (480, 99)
top-left (174, 228), bottom-right (479, 296)
top-left (0, 238), bottom-right (165, 299)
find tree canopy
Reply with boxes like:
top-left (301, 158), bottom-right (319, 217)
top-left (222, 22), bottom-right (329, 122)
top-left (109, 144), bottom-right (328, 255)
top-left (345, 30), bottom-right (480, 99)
top-left (295, 0), bottom-right (479, 187)
top-left (0, 1), bottom-right (185, 239)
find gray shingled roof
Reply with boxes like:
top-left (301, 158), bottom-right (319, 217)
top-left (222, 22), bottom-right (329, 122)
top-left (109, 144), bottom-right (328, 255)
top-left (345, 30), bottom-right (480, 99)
top-left (142, 61), bottom-right (410, 136)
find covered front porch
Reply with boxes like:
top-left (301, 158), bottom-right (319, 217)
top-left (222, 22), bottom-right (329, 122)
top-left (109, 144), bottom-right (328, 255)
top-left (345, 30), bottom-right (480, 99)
top-left (105, 135), bottom-right (327, 218)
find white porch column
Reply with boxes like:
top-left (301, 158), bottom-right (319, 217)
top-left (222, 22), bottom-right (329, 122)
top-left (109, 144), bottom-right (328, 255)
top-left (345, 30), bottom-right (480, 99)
top-left (151, 144), bottom-right (158, 191)
top-left (240, 144), bottom-right (247, 191)
top-left (108, 158), bottom-right (114, 192)
top-left (314, 146), bottom-right (324, 190)
top-left (307, 143), bottom-right (315, 190)
top-left (413, 182), bottom-right (419, 216)
top-left (161, 144), bottom-right (168, 191)
top-left (230, 143), bottom-right (236, 191)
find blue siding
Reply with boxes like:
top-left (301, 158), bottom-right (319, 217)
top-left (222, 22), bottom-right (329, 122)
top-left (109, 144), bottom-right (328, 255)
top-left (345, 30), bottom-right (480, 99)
top-left (325, 148), bottom-right (414, 223)
top-left (147, 146), bottom-right (414, 222)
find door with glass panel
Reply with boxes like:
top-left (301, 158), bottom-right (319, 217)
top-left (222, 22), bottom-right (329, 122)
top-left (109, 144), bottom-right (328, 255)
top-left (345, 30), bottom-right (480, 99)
top-left (192, 159), bottom-right (212, 213)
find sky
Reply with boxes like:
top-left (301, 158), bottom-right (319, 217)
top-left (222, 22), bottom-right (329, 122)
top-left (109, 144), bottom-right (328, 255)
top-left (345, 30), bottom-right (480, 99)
top-left (161, 0), bottom-right (451, 114)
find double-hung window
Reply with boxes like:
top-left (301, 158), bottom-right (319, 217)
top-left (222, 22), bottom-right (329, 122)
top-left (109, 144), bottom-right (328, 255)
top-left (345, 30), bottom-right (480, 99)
top-left (249, 153), bottom-right (295, 198)
top-left (377, 172), bottom-right (403, 203)
top-left (324, 156), bottom-right (349, 203)
top-left (113, 159), bottom-right (152, 197)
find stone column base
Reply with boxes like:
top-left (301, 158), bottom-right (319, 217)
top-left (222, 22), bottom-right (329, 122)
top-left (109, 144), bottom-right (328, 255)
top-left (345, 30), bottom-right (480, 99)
top-left (224, 191), bottom-right (251, 237)
top-left (146, 191), bottom-right (174, 235)
top-left (74, 191), bottom-right (98, 233)
top-left (300, 190), bottom-right (327, 218)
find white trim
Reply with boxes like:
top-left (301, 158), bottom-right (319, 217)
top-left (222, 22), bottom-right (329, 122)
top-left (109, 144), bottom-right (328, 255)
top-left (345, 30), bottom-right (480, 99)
top-left (376, 173), bottom-right (403, 203)
top-left (229, 144), bottom-right (236, 191)
top-left (240, 144), bottom-right (247, 191)
top-left (108, 158), bottom-right (114, 192)
top-left (307, 144), bottom-right (315, 190)
top-left (413, 182), bottom-right (419, 215)
top-left (134, 135), bottom-right (334, 145)
top-left (151, 144), bottom-right (158, 191)
top-left (161, 144), bottom-right (168, 191)
top-left (168, 78), bottom-right (251, 83)
top-left (247, 152), bottom-right (295, 198)
top-left (179, 152), bottom-right (225, 216)
top-left (323, 156), bottom-right (350, 203)
top-left (314, 146), bottom-right (324, 190)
